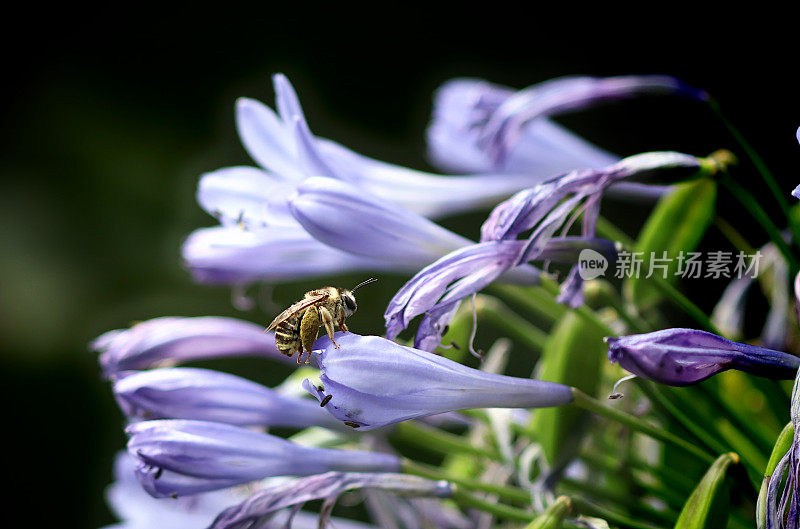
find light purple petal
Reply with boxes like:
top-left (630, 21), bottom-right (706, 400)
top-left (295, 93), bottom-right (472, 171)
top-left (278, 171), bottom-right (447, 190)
top-left (235, 97), bottom-right (304, 180)
top-left (196, 166), bottom-right (297, 228)
top-left (289, 177), bottom-right (471, 267)
top-left (304, 333), bottom-right (574, 430)
top-left (113, 367), bottom-right (343, 429)
top-left (182, 225), bottom-right (396, 284)
top-left (127, 420), bottom-right (401, 497)
top-left (91, 316), bottom-right (288, 378)
top-left (209, 472), bottom-right (452, 529)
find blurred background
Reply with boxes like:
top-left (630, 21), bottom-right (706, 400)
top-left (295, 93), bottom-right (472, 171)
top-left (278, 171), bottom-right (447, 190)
top-left (0, 6), bottom-right (797, 528)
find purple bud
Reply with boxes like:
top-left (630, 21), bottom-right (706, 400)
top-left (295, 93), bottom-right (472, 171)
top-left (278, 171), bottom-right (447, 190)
top-left (606, 328), bottom-right (800, 386)
top-left (113, 367), bottom-right (343, 429)
top-left (91, 317), bottom-right (290, 378)
top-left (126, 420), bottom-right (401, 498)
top-left (303, 333), bottom-right (573, 430)
top-left (209, 472), bottom-right (452, 529)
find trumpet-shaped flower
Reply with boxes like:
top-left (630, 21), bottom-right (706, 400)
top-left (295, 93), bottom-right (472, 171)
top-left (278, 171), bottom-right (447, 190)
top-left (606, 328), bottom-right (800, 386)
top-left (226, 73), bottom-right (638, 220)
top-left (104, 452), bottom-right (376, 529)
top-left (303, 333), bottom-right (574, 430)
top-left (127, 420), bottom-right (401, 498)
top-left (113, 367), bottom-right (343, 429)
top-left (182, 225), bottom-right (396, 284)
top-left (209, 472), bottom-right (452, 529)
top-left (92, 316), bottom-right (289, 378)
top-left (385, 238), bottom-right (618, 350)
top-left (427, 75), bottom-right (705, 170)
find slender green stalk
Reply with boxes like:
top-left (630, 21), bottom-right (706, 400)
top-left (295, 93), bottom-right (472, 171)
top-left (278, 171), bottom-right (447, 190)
top-left (713, 215), bottom-right (756, 255)
top-left (475, 295), bottom-right (548, 351)
top-left (392, 421), bottom-right (502, 462)
top-left (646, 275), bottom-right (721, 334)
top-left (488, 283), bottom-right (566, 324)
top-left (571, 497), bottom-right (668, 529)
top-left (570, 388), bottom-right (715, 463)
top-left (561, 478), bottom-right (676, 525)
top-left (450, 487), bottom-right (534, 522)
top-left (596, 216), bottom-right (635, 247)
top-left (720, 173), bottom-right (799, 272)
top-left (707, 98), bottom-right (800, 244)
top-left (634, 380), bottom-right (729, 456)
top-left (402, 459), bottom-right (530, 503)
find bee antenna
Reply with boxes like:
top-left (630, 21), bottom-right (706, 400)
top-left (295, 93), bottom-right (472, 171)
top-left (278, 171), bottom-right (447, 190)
top-left (351, 277), bottom-right (378, 293)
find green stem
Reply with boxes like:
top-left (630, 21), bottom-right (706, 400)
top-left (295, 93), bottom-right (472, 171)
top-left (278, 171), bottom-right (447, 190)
top-left (560, 478), bottom-right (676, 525)
top-left (450, 487), bottom-right (534, 522)
top-left (634, 380), bottom-right (729, 456)
top-left (475, 295), bottom-right (548, 351)
top-left (720, 173), bottom-right (799, 272)
top-left (646, 275), bottom-right (721, 334)
top-left (713, 215), bottom-right (756, 255)
top-left (707, 98), bottom-right (800, 244)
top-left (402, 459), bottom-right (530, 503)
top-left (392, 421), bottom-right (502, 462)
top-left (488, 283), bottom-right (566, 324)
top-left (571, 497), bottom-right (668, 529)
top-left (570, 388), bottom-right (715, 463)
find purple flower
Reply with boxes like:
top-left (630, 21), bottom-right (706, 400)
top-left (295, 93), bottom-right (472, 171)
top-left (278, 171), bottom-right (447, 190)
top-left (385, 238), bottom-right (617, 351)
top-left (113, 367), bottom-right (343, 429)
top-left (103, 452), bottom-right (243, 529)
top-left (428, 75), bottom-right (705, 169)
top-left (302, 333), bottom-right (574, 430)
top-left (92, 317), bottom-right (290, 378)
top-left (606, 328), bottom-right (800, 386)
top-left (209, 472), bottom-right (452, 529)
top-left (182, 225), bottom-right (395, 284)
top-left (227, 73), bottom-right (588, 220)
top-left (104, 452), bottom-right (376, 529)
top-left (126, 420), bottom-right (401, 498)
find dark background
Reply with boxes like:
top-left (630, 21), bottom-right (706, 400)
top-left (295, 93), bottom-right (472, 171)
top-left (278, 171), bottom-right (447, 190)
top-left (1, 7), bottom-right (797, 528)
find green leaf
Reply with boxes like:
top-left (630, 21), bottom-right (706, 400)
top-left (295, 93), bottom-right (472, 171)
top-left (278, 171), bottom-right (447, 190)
top-left (524, 496), bottom-right (572, 529)
top-left (530, 311), bottom-right (607, 465)
top-left (674, 452), bottom-right (739, 529)
top-left (624, 178), bottom-right (717, 311)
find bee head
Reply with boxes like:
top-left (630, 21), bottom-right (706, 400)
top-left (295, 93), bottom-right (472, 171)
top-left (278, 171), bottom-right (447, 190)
top-left (340, 290), bottom-right (358, 317)
top-left (340, 278), bottom-right (376, 318)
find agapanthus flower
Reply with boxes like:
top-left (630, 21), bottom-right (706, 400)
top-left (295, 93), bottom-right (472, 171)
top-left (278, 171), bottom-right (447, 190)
top-left (92, 316), bottom-right (290, 378)
top-left (303, 333), bottom-right (574, 430)
top-left (104, 452), bottom-right (376, 529)
top-left (127, 420), bottom-right (401, 498)
top-left (209, 472), bottom-right (452, 529)
top-left (385, 237), bottom-right (617, 350)
top-left (606, 328), bottom-right (800, 386)
top-left (182, 224), bottom-right (396, 284)
top-left (385, 151), bottom-right (717, 349)
top-left (427, 74), bottom-right (706, 170)
top-left (113, 367), bottom-right (344, 429)
top-left (203, 73), bottom-right (605, 223)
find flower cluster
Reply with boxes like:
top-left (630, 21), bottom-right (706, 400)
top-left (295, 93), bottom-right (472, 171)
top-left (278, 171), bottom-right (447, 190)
top-left (95, 74), bottom-right (800, 529)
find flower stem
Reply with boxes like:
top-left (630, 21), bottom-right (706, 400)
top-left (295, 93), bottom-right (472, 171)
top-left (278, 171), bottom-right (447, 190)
top-left (475, 295), bottom-right (548, 352)
top-left (719, 173), bottom-right (799, 272)
top-left (570, 497), bottom-right (668, 529)
top-left (401, 459), bottom-right (530, 503)
top-left (707, 98), bottom-right (800, 244)
top-left (450, 487), bottom-right (534, 522)
top-left (488, 283), bottom-right (566, 324)
top-left (570, 388), bottom-right (715, 463)
top-left (392, 421), bottom-right (502, 462)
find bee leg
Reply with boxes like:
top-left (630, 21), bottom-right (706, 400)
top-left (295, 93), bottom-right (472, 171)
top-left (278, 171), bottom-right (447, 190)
top-left (319, 307), bottom-right (339, 348)
top-left (300, 307), bottom-right (321, 364)
top-left (338, 314), bottom-right (349, 333)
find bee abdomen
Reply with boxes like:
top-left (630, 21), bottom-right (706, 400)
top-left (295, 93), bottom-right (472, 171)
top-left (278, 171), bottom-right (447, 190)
top-left (275, 316), bottom-right (301, 356)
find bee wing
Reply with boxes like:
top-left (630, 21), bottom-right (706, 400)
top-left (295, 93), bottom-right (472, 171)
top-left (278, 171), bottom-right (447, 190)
top-left (265, 292), bottom-right (329, 331)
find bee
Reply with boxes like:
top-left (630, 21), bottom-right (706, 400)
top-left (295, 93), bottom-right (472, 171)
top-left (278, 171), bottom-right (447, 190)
top-left (266, 278), bottom-right (377, 364)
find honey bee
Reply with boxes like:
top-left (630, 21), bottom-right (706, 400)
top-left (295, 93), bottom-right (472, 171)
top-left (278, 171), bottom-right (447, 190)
top-left (266, 278), bottom-right (377, 364)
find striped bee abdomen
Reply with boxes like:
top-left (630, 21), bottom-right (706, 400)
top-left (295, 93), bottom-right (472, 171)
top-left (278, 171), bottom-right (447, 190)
top-left (275, 315), bottom-right (301, 357)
